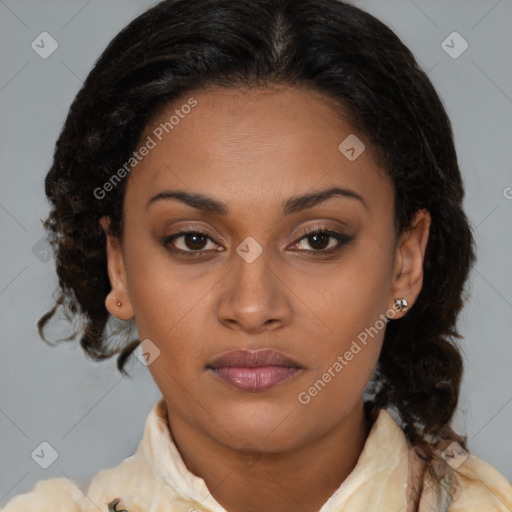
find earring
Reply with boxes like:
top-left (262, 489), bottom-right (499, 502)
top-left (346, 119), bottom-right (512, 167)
top-left (394, 298), bottom-right (409, 312)
top-left (117, 300), bottom-right (122, 307)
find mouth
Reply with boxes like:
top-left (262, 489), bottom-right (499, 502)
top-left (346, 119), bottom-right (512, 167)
top-left (206, 348), bottom-right (303, 392)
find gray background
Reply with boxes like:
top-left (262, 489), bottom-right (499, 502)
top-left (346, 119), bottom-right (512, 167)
top-left (1, 0), bottom-right (511, 506)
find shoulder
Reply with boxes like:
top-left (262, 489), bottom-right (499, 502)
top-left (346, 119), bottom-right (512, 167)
top-left (1, 455), bottom-right (150, 512)
top-left (0, 463), bottom-right (144, 512)
top-left (0, 476), bottom-right (87, 511)
top-left (1, 399), bottom-right (176, 511)
top-left (407, 440), bottom-right (512, 512)
top-left (447, 452), bottom-right (512, 511)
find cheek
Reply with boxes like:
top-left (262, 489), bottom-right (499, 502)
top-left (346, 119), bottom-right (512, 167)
top-left (297, 320), bottom-right (384, 424)
top-left (123, 242), bottom-right (216, 371)
top-left (122, 235), bottom-right (189, 331)
top-left (290, 247), bottom-right (392, 342)
top-left (298, 350), bottom-right (380, 433)
top-left (289, 247), bottom-right (391, 399)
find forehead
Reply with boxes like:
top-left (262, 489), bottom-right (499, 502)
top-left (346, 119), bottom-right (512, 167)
top-left (125, 85), bottom-right (392, 215)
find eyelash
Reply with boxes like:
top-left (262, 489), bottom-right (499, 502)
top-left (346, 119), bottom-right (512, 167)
top-left (162, 226), bottom-right (353, 259)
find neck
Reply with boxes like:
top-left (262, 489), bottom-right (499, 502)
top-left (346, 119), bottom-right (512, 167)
top-left (165, 400), bottom-right (371, 512)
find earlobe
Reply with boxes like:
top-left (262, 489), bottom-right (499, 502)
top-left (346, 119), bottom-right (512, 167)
top-left (389, 209), bottom-right (431, 318)
top-left (99, 216), bottom-right (135, 320)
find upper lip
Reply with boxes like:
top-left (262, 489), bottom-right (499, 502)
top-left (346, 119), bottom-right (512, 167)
top-left (206, 349), bottom-right (302, 369)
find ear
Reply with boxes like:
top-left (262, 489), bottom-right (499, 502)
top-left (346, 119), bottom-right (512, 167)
top-left (388, 209), bottom-right (431, 319)
top-left (99, 216), bottom-right (134, 320)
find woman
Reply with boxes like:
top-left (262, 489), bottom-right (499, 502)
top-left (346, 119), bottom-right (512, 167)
top-left (2, 0), bottom-right (511, 511)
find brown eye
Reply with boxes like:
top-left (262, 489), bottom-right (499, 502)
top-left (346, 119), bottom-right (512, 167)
top-left (290, 229), bottom-right (353, 254)
top-left (181, 232), bottom-right (208, 250)
top-left (162, 228), bottom-right (222, 256)
top-left (306, 232), bottom-right (330, 250)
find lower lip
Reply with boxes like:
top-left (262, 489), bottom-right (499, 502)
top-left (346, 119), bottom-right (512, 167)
top-left (208, 366), bottom-right (301, 391)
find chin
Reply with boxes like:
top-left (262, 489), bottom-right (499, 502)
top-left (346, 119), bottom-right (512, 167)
top-left (210, 406), bottom-right (308, 452)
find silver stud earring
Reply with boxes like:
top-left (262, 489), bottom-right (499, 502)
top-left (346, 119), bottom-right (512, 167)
top-left (394, 298), bottom-right (409, 312)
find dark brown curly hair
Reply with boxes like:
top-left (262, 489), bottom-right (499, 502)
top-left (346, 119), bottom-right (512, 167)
top-left (37, 0), bottom-right (476, 508)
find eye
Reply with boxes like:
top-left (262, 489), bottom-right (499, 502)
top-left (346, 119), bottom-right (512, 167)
top-left (163, 225), bottom-right (353, 259)
top-left (289, 227), bottom-right (353, 254)
top-left (163, 228), bottom-right (222, 256)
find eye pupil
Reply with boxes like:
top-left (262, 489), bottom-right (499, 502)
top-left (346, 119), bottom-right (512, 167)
top-left (185, 233), bottom-right (207, 250)
top-left (309, 233), bottom-right (329, 250)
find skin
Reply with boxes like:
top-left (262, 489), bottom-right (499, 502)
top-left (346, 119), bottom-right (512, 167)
top-left (100, 85), bottom-right (431, 512)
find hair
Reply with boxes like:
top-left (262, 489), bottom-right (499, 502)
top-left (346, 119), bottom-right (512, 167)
top-left (38, 0), bottom-right (476, 508)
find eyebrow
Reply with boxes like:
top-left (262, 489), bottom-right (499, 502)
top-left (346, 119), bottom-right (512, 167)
top-left (145, 186), bottom-right (368, 215)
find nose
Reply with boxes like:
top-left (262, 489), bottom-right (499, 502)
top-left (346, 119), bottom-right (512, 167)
top-left (216, 246), bottom-right (293, 334)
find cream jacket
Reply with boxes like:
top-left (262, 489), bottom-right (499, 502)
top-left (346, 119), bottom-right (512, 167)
top-left (2, 398), bottom-right (511, 512)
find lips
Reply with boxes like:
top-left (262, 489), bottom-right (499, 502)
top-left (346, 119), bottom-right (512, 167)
top-left (206, 348), bottom-right (302, 369)
top-left (206, 349), bottom-right (304, 391)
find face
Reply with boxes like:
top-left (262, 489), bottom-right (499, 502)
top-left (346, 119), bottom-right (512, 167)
top-left (101, 85), bottom-right (430, 453)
